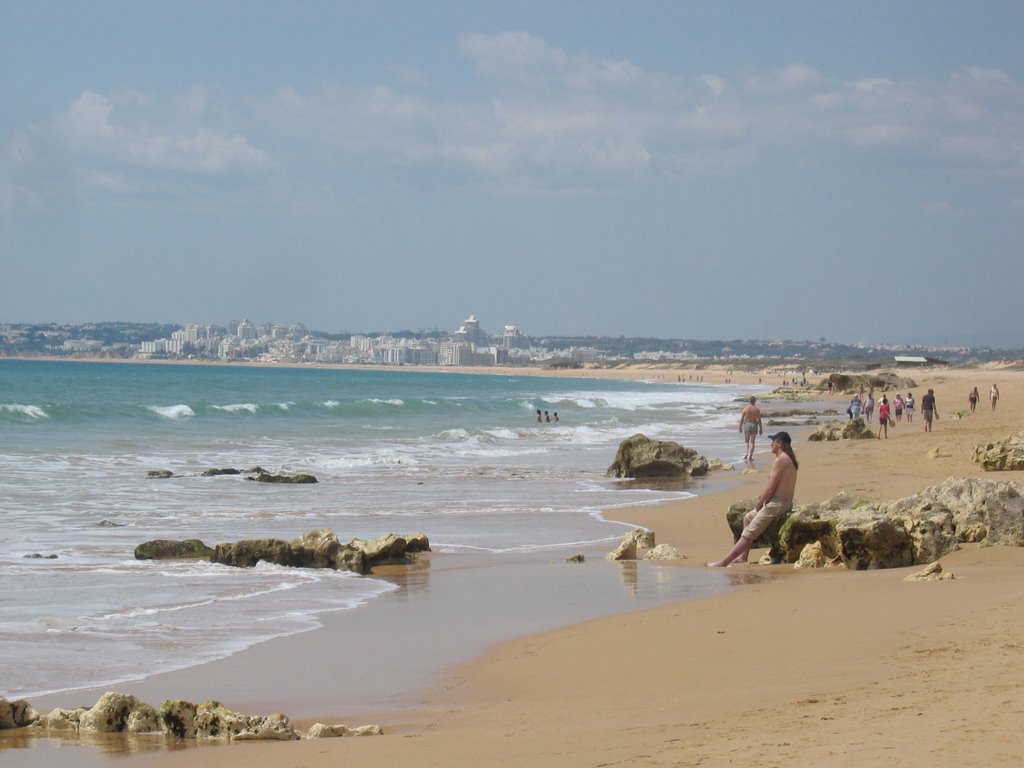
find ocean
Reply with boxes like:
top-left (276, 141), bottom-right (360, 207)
top-left (0, 360), bottom-right (762, 703)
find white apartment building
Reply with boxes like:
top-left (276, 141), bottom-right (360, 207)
top-left (236, 319), bottom-right (257, 340)
top-left (438, 341), bottom-right (473, 366)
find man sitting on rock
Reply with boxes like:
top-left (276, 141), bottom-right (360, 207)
top-left (705, 432), bottom-right (799, 567)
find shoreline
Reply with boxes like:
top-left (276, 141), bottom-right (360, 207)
top-left (0, 352), bottom-right (841, 386)
top-left (5, 367), bottom-right (1024, 765)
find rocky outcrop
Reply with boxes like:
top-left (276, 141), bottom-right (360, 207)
top-left (823, 372), bottom-right (917, 394)
top-left (723, 477), bottom-right (1024, 569)
top-left (202, 467), bottom-right (241, 476)
top-left (160, 700), bottom-right (297, 740)
top-left (147, 469), bottom-right (174, 478)
top-left (644, 544), bottom-right (686, 561)
top-left (605, 538), bottom-right (637, 561)
top-left (134, 539), bottom-right (214, 560)
top-left (605, 528), bottom-right (657, 560)
top-left (793, 542), bottom-right (841, 569)
top-left (210, 530), bottom-right (430, 574)
top-left (133, 530), bottom-right (429, 573)
top-left (306, 723), bottom-right (383, 738)
top-left (212, 538), bottom-right (295, 568)
top-left (972, 432), bottom-right (1024, 471)
top-left (903, 561), bottom-right (955, 582)
top-left (11, 693), bottom-right (382, 744)
top-left (0, 697), bottom-right (39, 729)
top-left (31, 693), bottom-right (159, 734)
top-left (250, 472), bottom-right (318, 484)
top-left (607, 434), bottom-right (709, 478)
top-left (807, 418), bottom-right (875, 441)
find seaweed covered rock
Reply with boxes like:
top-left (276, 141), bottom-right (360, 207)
top-left (251, 472), bottom-right (318, 484)
top-left (607, 434), bottom-right (709, 478)
top-left (209, 530), bottom-right (431, 574)
top-left (212, 538), bottom-right (296, 568)
top-left (134, 539), bottom-right (213, 560)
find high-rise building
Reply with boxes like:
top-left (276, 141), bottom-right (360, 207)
top-left (453, 314), bottom-right (488, 348)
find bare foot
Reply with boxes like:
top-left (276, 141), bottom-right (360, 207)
top-left (704, 560), bottom-right (727, 568)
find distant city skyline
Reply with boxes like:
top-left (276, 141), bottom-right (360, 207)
top-left (2, 2), bottom-right (1022, 348)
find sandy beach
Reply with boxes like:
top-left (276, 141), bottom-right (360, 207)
top-left (4, 364), bottom-right (1024, 767)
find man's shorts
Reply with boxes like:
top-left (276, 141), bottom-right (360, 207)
top-left (740, 499), bottom-right (792, 541)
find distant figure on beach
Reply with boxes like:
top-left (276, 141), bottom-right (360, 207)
top-left (536, 409), bottom-right (542, 423)
top-left (553, 412), bottom-right (559, 422)
top-left (877, 397), bottom-right (891, 439)
top-left (921, 389), bottom-right (939, 432)
top-left (991, 384), bottom-right (1000, 412)
top-left (544, 410), bottom-right (551, 423)
top-left (847, 394), bottom-right (862, 420)
top-left (863, 391), bottom-right (875, 423)
top-left (705, 432), bottom-right (798, 568)
top-left (905, 392), bottom-right (915, 423)
top-left (739, 396), bottom-right (763, 462)
top-left (969, 387), bottom-right (979, 413)
top-left (893, 392), bottom-right (904, 423)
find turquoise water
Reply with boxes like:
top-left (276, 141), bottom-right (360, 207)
top-left (0, 360), bottom-right (759, 702)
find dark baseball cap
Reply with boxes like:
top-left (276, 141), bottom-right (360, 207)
top-left (766, 431), bottom-right (792, 445)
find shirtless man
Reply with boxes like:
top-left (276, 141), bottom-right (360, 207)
top-left (739, 396), bottom-right (763, 462)
top-left (705, 432), bottom-right (798, 567)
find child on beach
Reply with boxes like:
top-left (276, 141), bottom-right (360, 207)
top-left (877, 397), bottom-right (891, 439)
top-left (905, 392), bottom-right (915, 423)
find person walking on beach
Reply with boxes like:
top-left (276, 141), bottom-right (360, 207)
top-left (921, 388), bottom-right (939, 432)
top-left (877, 397), bottom-right (891, 439)
top-left (848, 394), bottom-right (862, 420)
top-left (969, 387), bottom-right (980, 413)
top-left (863, 391), bottom-right (875, 424)
top-left (739, 396), bottom-right (763, 462)
top-left (893, 392), bottom-right (905, 423)
top-left (705, 432), bottom-right (798, 568)
top-left (991, 384), bottom-right (1000, 412)
top-left (905, 392), bottom-right (915, 423)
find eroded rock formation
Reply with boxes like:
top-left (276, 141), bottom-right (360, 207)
top-left (607, 434), bottom-right (709, 478)
top-left (724, 477), bottom-right (1024, 569)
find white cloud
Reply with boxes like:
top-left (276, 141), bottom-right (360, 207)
top-left (702, 74), bottom-right (727, 96)
top-left (55, 91), bottom-right (273, 181)
top-left (9, 34), bottom-right (1024, 201)
top-left (846, 123), bottom-right (917, 147)
top-left (963, 67), bottom-right (1013, 87)
top-left (747, 64), bottom-right (821, 93)
top-left (848, 78), bottom-right (895, 93)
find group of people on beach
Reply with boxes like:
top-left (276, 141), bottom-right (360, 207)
top-left (535, 409), bottom-right (559, 423)
top-left (846, 388), bottom-right (948, 434)
top-left (708, 376), bottom-right (1007, 567)
top-left (969, 384), bottom-right (999, 413)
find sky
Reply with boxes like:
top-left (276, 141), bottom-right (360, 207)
top-left (2, 1), bottom-right (1022, 348)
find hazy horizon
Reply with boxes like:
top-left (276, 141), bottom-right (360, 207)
top-left (3, 2), bottom-right (1022, 348)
